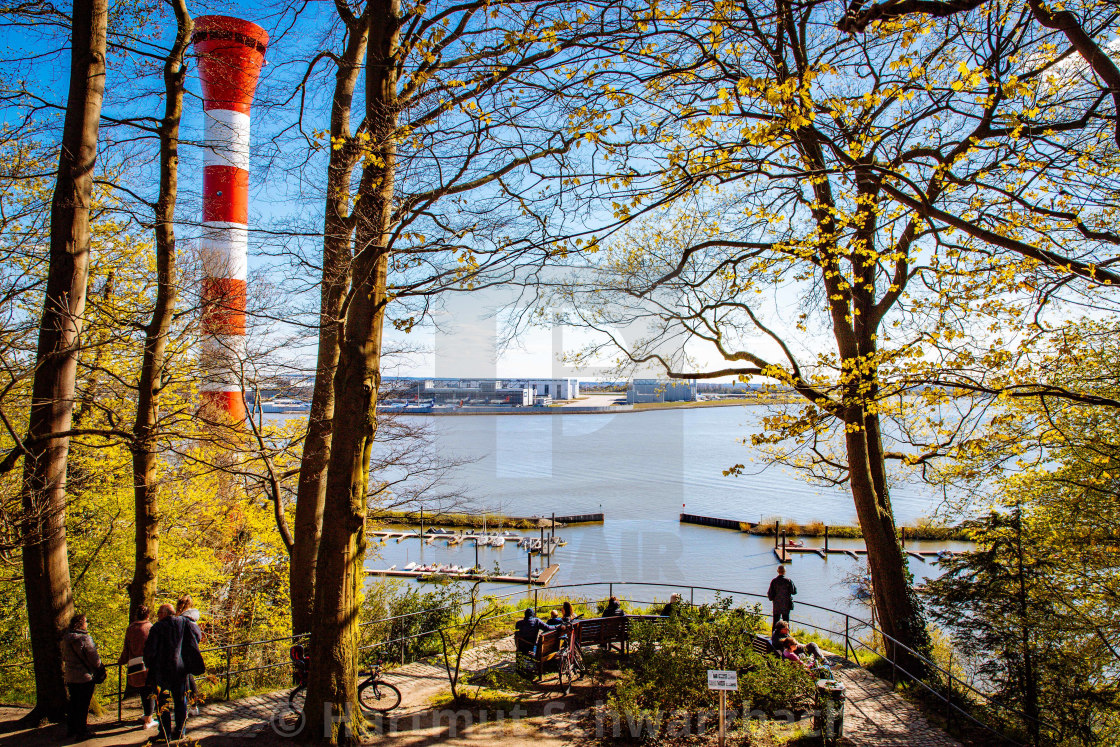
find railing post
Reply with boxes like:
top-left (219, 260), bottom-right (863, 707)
top-left (844, 615), bottom-right (851, 661)
top-left (609, 583), bottom-right (613, 601)
top-left (224, 645), bottom-right (232, 700)
top-left (946, 649), bottom-right (954, 732)
top-left (690, 587), bottom-right (694, 605)
top-left (117, 664), bottom-right (123, 723)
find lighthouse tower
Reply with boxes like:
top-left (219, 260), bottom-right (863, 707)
top-left (193, 16), bottom-right (268, 424)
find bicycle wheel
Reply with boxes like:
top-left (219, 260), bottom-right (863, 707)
top-left (572, 646), bottom-right (586, 679)
top-left (271, 685), bottom-right (305, 737)
top-left (358, 679), bottom-right (402, 713)
top-left (288, 683), bottom-right (306, 711)
top-left (558, 653), bottom-right (572, 694)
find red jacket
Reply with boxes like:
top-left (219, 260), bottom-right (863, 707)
top-left (118, 620), bottom-right (152, 688)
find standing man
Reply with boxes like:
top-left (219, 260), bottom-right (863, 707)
top-left (767, 565), bottom-right (797, 626)
top-left (144, 603), bottom-right (201, 740)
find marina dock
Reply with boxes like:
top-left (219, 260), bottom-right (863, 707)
top-left (774, 543), bottom-right (949, 563)
top-left (680, 513), bottom-right (959, 564)
top-left (369, 529), bottom-right (567, 553)
top-left (366, 564), bottom-right (560, 586)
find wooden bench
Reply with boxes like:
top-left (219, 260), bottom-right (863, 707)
top-left (753, 634), bottom-right (778, 657)
top-left (522, 614), bottom-right (672, 678)
top-left (577, 615), bottom-right (627, 651)
top-left (532, 627), bottom-right (564, 679)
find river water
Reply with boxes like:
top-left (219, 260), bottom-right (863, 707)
top-left (373, 405), bottom-right (967, 631)
top-left (274, 405), bottom-right (966, 630)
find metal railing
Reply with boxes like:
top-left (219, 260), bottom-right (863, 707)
top-left (83, 579), bottom-right (1036, 744)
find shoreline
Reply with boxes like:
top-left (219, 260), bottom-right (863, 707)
top-left (381, 396), bottom-right (799, 417)
top-left (369, 509), bottom-right (968, 541)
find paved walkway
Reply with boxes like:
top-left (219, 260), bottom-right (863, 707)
top-left (1, 640), bottom-right (964, 746)
top-left (831, 659), bottom-right (962, 746)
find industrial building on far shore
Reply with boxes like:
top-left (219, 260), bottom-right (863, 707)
top-left (625, 379), bottom-right (698, 404)
top-left (392, 378), bottom-right (580, 407)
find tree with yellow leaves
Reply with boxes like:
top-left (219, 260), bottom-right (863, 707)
top-left (552, 0), bottom-right (1120, 675)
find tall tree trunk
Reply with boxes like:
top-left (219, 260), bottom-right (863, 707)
top-left (844, 407), bottom-right (929, 675)
top-left (302, 2), bottom-right (399, 741)
top-left (291, 18), bottom-right (367, 638)
top-left (127, 0), bottom-right (191, 621)
top-left (19, 0), bottom-right (108, 722)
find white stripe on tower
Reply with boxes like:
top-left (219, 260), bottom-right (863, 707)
top-left (193, 16), bottom-right (268, 424)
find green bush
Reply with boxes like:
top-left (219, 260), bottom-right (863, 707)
top-left (360, 581), bottom-right (466, 667)
top-left (607, 596), bottom-right (813, 740)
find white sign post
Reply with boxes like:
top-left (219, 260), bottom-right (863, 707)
top-left (707, 670), bottom-right (738, 747)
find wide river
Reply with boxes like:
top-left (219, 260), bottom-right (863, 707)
top-left (278, 405), bottom-right (966, 630)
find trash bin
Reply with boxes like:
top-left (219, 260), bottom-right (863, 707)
top-left (814, 679), bottom-right (846, 745)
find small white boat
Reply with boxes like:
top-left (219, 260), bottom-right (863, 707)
top-left (387, 564), bottom-right (396, 571)
top-left (491, 536), bottom-right (506, 547)
top-left (403, 562), bottom-right (417, 571)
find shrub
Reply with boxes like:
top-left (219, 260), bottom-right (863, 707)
top-left (607, 596), bottom-right (813, 740)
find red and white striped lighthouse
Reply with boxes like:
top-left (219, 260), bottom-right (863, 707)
top-left (193, 16), bottom-right (268, 424)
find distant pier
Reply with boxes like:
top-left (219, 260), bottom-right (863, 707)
top-left (680, 513), bottom-right (756, 530)
top-left (679, 513), bottom-right (959, 563)
top-left (366, 564), bottom-right (559, 586)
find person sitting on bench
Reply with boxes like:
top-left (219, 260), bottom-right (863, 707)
top-left (602, 596), bottom-right (624, 617)
top-left (514, 608), bottom-right (546, 673)
top-left (660, 593), bottom-right (682, 617)
top-left (544, 609), bottom-right (563, 627)
top-left (781, 638), bottom-right (811, 670)
top-left (560, 601), bottom-right (578, 625)
top-left (772, 621), bottom-right (826, 660)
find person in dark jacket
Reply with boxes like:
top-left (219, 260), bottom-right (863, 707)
top-left (771, 620), bottom-right (825, 659)
top-left (144, 603), bottom-right (202, 740)
top-left (767, 566), bottom-right (797, 626)
top-left (602, 596), bottom-right (624, 617)
top-left (118, 605), bottom-right (156, 730)
top-left (659, 593), bottom-right (682, 617)
top-left (61, 613), bottom-right (102, 740)
top-left (514, 608), bottom-right (547, 675)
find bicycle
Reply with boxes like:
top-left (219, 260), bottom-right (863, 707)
top-left (272, 644), bottom-right (310, 735)
top-left (281, 647), bottom-right (401, 725)
top-left (556, 621), bottom-right (585, 695)
top-left (357, 655), bottom-right (402, 713)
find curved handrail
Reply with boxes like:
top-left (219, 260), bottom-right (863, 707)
top-left (359, 579), bottom-right (1045, 744)
top-left (77, 577), bottom-right (1038, 744)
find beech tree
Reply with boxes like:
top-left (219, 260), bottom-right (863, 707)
top-left (296, 0), bottom-right (632, 740)
top-left (127, 0), bottom-right (192, 622)
top-left (838, 0), bottom-right (1120, 148)
top-left (17, 0), bottom-right (107, 721)
top-left (548, 0), bottom-right (1120, 673)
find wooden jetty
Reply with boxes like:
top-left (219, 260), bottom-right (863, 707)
top-left (680, 513), bottom-right (757, 530)
top-left (678, 514), bottom-right (957, 564)
top-left (554, 513), bottom-right (604, 524)
top-left (366, 564), bottom-right (559, 586)
top-left (774, 543), bottom-right (949, 563)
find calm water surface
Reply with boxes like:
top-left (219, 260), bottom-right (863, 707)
top-left (350, 406), bottom-right (965, 629)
